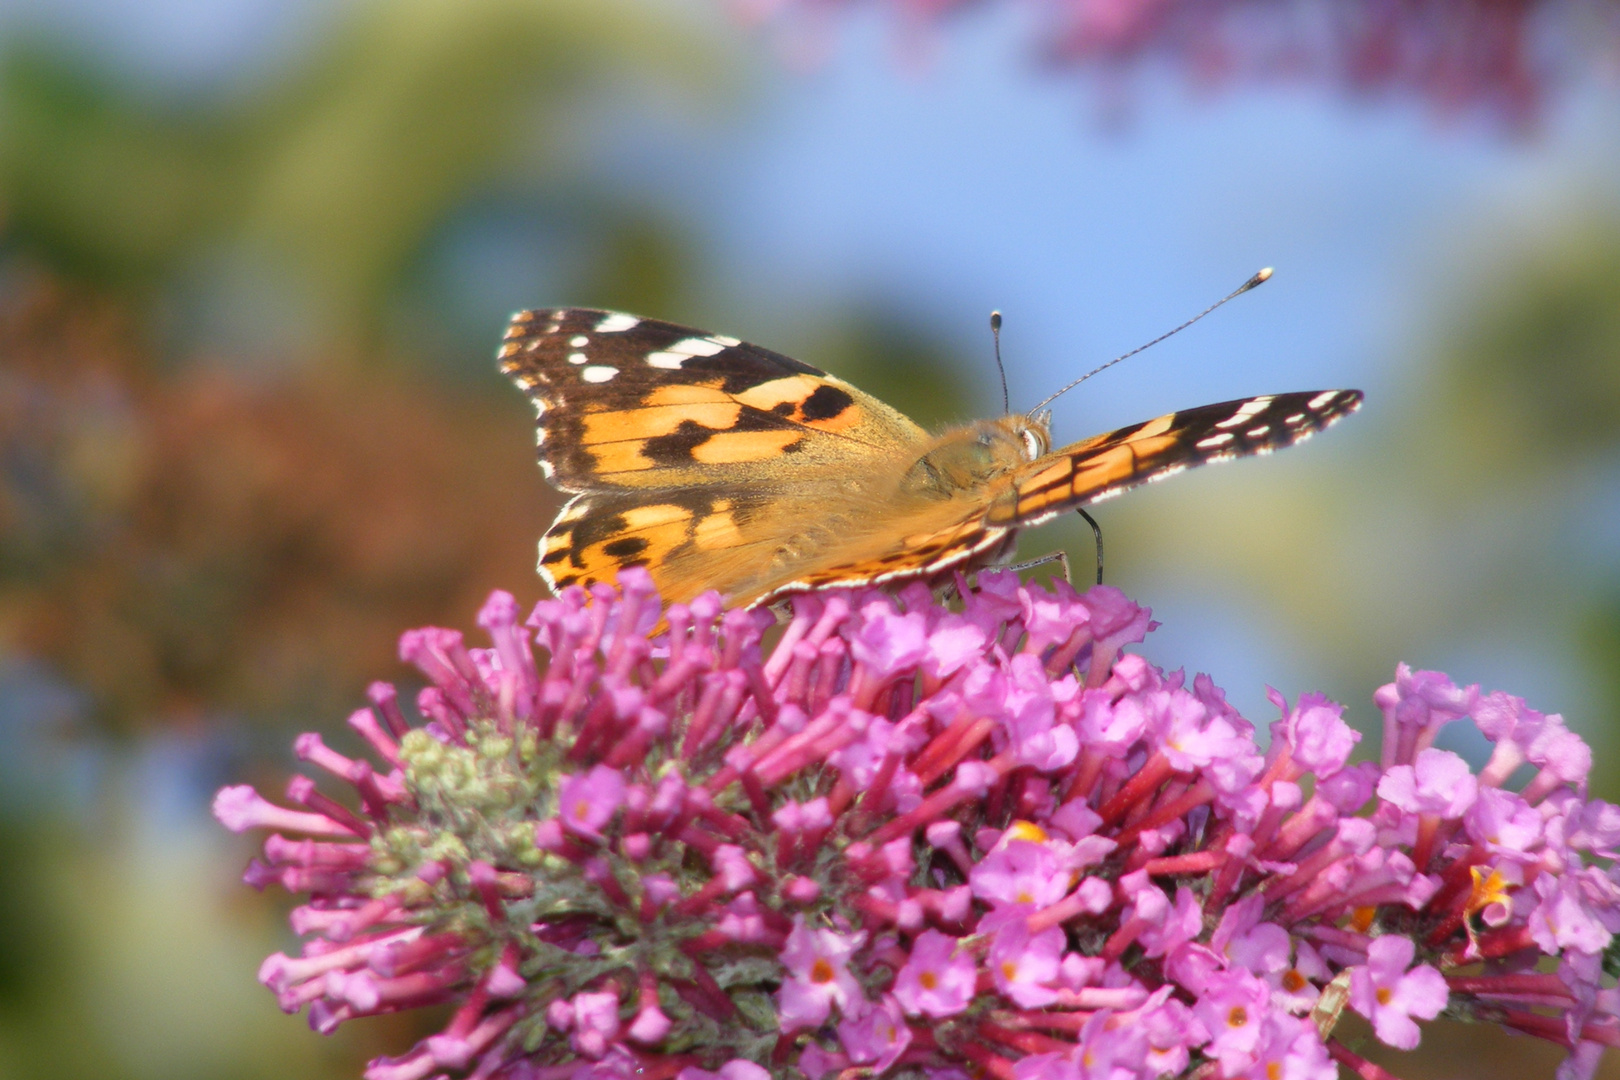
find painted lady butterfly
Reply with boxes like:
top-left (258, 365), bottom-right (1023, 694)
top-left (500, 307), bottom-right (1362, 608)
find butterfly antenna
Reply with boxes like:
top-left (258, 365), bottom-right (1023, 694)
top-left (990, 310), bottom-right (1010, 414)
top-left (1026, 267), bottom-right (1273, 417)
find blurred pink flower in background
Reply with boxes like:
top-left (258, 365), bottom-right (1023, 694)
top-left (736, 0), bottom-right (1620, 125)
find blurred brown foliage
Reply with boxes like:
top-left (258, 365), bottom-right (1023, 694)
top-left (0, 271), bottom-right (558, 733)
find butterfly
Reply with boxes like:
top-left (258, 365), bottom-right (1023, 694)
top-left (499, 308), bottom-right (1362, 609)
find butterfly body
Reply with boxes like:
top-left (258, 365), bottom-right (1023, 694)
top-left (500, 308), bottom-right (1362, 608)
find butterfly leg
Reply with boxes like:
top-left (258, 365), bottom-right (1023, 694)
top-left (1002, 509), bottom-right (1104, 589)
top-left (1077, 507), bottom-right (1104, 586)
top-left (1004, 549), bottom-right (1073, 584)
top-left (939, 570), bottom-right (973, 605)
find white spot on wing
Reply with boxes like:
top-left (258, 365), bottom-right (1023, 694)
top-left (1246, 424), bottom-right (1270, 438)
top-left (596, 312), bottom-right (640, 333)
top-left (1284, 413), bottom-right (1307, 426)
top-left (1143, 463), bottom-right (1190, 484)
top-left (568, 352), bottom-right (588, 365)
top-left (1197, 432), bottom-right (1236, 449)
top-left (710, 335), bottom-right (741, 347)
top-left (1082, 487), bottom-right (1128, 505)
top-left (648, 337), bottom-right (731, 368)
top-left (582, 365), bottom-right (619, 382)
top-left (1215, 396), bottom-right (1274, 429)
top-left (672, 337), bottom-right (726, 357)
top-left (570, 335), bottom-right (589, 347)
top-left (1308, 391), bottom-right (1339, 411)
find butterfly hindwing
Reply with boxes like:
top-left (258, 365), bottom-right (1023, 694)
top-left (538, 487), bottom-right (783, 596)
top-left (500, 308), bottom-right (928, 493)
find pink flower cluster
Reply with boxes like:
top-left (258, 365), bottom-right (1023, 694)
top-left (214, 568), bottom-right (1620, 1080)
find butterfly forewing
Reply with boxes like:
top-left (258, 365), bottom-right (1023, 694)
top-left (998, 390), bottom-right (1365, 529)
top-left (500, 308), bottom-right (927, 492)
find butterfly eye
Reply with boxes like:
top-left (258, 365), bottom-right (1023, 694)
top-left (1020, 428), bottom-right (1043, 460)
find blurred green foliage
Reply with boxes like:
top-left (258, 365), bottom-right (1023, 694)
top-left (1433, 223), bottom-right (1620, 471)
top-left (0, 47), bottom-right (230, 287)
top-left (1423, 215), bottom-right (1620, 763)
top-left (0, 0), bottom-right (726, 326)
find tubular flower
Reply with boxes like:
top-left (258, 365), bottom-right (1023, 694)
top-left (215, 569), bottom-right (1620, 1080)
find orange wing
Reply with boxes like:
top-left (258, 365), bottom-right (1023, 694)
top-left (500, 308), bottom-right (927, 492)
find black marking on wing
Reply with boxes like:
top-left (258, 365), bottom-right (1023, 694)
top-left (644, 420), bottom-right (721, 465)
top-left (800, 385), bottom-right (855, 422)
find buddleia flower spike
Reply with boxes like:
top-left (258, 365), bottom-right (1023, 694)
top-left (217, 570), bottom-right (1620, 1080)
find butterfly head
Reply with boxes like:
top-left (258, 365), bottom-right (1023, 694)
top-left (902, 414), bottom-right (1052, 498)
